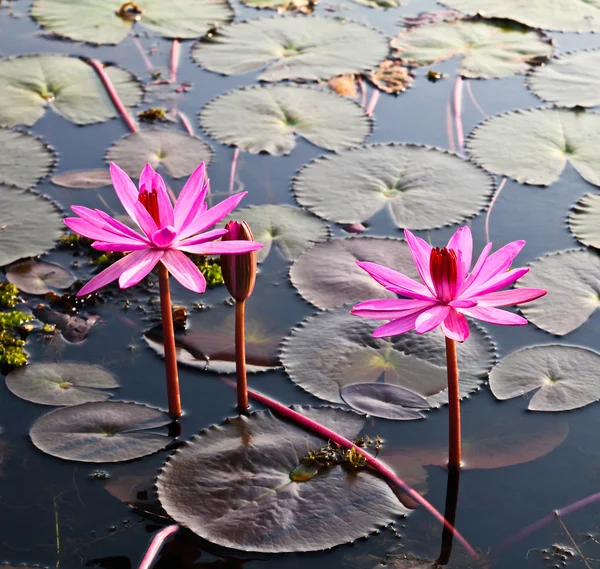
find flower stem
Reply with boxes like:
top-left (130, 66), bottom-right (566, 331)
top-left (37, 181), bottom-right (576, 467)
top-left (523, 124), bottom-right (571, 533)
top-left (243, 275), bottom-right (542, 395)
top-left (446, 337), bottom-right (461, 469)
top-left (138, 524), bottom-right (179, 569)
top-left (235, 299), bottom-right (249, 412)
top-left (437, 466), bottom-right (461, 565)
top-left (157, 262), bottom-right (182, 419)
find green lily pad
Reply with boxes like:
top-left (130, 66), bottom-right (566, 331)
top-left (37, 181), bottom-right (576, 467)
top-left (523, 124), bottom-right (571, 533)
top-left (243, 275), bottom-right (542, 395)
top-left (467, 107), bottom-right (600, 186)
top-left (438, 0), bottom-right (600, 33)
top-left (223, 205), bottom-right (329, 263)
top-left (569, 193), bottom-right (600, 249)
top-left (516, 249), bottom-right (600, 336)
top-left (105, 130), bottom-right (213, 179)
top-left (191, 16), bottom-right (389, 82)
top-left (32, 0), bottom-right (233, 45)
top-left (0, 128), bottom-right (55, 190)
top-left (157, 408), bottom-right (407, 553)
top-left (391, 18), bottom-right (552, 79)
top-left (6, 362), bottom-right (118, 406)
top-left (51, 169), bottom-right (112, 189)
top-left (294, 143), bottom-right (494, 229)
top-left (489, 344), bottom-right (600, 411)
top-left (7, 260), bottom-right (75, 295)
top-left (0, 55), bottom-right (143, 127)
top-left (290, 237), bottom-right (420, 310)
top-left (30, 401), bottom-right (173, 462)
top-left (281, 306), bottom-right (497, 407)
top-left (200, 85), bottom-right (371, 156)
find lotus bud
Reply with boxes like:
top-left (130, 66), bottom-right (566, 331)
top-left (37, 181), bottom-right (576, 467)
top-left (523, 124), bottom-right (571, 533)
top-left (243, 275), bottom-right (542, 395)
top-left (221, 221), bottom-right (257, 302)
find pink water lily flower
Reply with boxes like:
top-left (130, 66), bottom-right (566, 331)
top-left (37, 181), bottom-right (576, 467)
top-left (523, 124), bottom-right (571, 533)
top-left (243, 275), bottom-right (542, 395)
top-left (65, 162), bottom-right (262, 296)
top-left (351, 226), bottom-right (546, 342)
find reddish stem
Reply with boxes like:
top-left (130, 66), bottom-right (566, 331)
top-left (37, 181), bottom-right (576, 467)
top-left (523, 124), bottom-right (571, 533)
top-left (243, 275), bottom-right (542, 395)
top-left (132, 36), bottom-right (153, 73)
top-left (446, 337), bottom-right (461, 470)
top-left (138, 524), bottom-right (179, 569)
top-left (229, 147), bottom-right (240, 193)
top-left (170, 39), bottom-right (180, 84)
top-left (484, 177), bottom-right (507, 243)
top-left (158, 262), bottom-right (182, 418)
top-left (235, 300), bottom-right (249, 411)
top-left (452, 76), bottom-right (464, 153)
top-left (358, 76), bottom-right (367, 109)
top-left (365, 89), bottom-right (380, 117)
top-left (445, 100), bottom-right (456, 153)
top-left (177, 110), bottom-right (196, 137)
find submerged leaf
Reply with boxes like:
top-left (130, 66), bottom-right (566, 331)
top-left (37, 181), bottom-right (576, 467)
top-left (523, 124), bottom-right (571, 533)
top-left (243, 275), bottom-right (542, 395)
top-left (569, 193), bottom-right (600, 249)
top-left (32, 304), bottom-right (100, 344)
top-left (7, 260), bottom-right (75, 295)
top-left (328, 74), bottom-right (359, 98)
top-left (51, 169), bottom-right (112, 189)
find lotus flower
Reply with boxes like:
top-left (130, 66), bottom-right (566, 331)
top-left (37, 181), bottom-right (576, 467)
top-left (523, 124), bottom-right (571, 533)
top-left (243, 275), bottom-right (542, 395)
top-left (351, 227), bottom-right (546, 341)
top-left (65, 162), bottom-right (262, 296)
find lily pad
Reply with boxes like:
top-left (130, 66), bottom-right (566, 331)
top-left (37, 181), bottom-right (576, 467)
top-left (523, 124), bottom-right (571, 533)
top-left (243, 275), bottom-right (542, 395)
top-left (32, 0), bottom-right (233, 45)
top-left (6, 362), bottom-right (118, 406)
top-left (438, 0), bottom-right (600, 33)
top-left (290, 237), bottom-right (420, 310)
top-left (0, 55), bottom-right (143, 127)
top-left (157, 408), bottom-right (407, 553)
top-left (0, 128), bottom-right (55, 189)
top-left (7, 260), bottom-right (75, 295)
top-left (368, 60), bottom-right (413, 94)
top-left (352, 0), bottom-right (401, 8)
top-left (200, 85), bottom-right (371, 156)
top-left (0, 186), bottom-right (63, 268)
top-left (51, 169), bottom-right (112, 189)
top-left (569, 193), bottom-right (600, 249)
top-left (516, 249), bottom-right (600, 336)
top-left (223, 205), bottom-right (329, 263)
top-left (191, 16), bottom-right (389, 82)
top-left (239, 0), bottom-right (314, 13)
top-left (391, 19), bottom-right (552, 79)
top-left (466, 107), bottom-right (600, 186)
top-left (293, 143), bottom-right (494, 229)
top-left (340, 383), bottom-right (430, 420)
top-left (281, 306), bottom-right (496, 406)
top-left (106, 130), bottom-right (213, 179)
top-left (32, 304), bottom-right (100, 344)
top-left (30, 401), bottom-right (173, 462)
top-left (489, 344), bottom-right (600, 411)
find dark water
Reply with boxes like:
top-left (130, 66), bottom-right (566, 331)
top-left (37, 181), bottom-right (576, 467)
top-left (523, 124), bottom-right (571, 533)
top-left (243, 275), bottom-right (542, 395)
top-left (2, 1), bottom-right (600, 568)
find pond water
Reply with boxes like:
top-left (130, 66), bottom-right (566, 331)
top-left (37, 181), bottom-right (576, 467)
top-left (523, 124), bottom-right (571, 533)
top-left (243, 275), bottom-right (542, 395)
top-left (2, 0), bottom-right (600, 568)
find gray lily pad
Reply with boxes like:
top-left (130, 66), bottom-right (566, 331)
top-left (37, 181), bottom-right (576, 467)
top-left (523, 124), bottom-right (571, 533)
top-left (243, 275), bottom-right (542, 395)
top-left (438, 0), bottom-right (600, 33)
top-left (157, 408), bottom-right (407, 553)
top-left (0, 186), bottom-right (63, 268)
top-left (0, 55), bottom-right (143, 127)
top-left (391, 19), bottom-right (552, 79)
top-left (340, 383), bottom-right (430, 420)
top-left (105, 130), bottom-right (213, 179)
top-left (281, 306), bottom-right (497, 407)
top-left (30, 401), bottom-right (173, 462)
top-left (290, 237), bottom-right (420, 310)
top-left (200, 85), bottom-right (371, 156)
top-left (467, 107), bottom-right (600, 187)
top-left (239, 0), bottom-right (314, 11)
top-left (489, 344), bottom-right (600, 411)
top-left (352, 0), bottom-right (401, 8)
top-left (51, 169), bottom-right (112, 189)
top-left (32, 0), bottom-right (233, 45)
top-left (0, 128), bottom-right (55, 189)
top-left (569, 193), bottom-right (600, 249)
top-left (516, 249), bottom-right (600, 336)
top-left (294, 143), bottom-right (493, 229)
top-left (6, 362), bottom-right (118, 406)
top-left (7, 260), bottom-right (75, 295)
top-left (191, 16), bottom-right (389, 82)
top-left (223, 205), bottom-right (329, 263)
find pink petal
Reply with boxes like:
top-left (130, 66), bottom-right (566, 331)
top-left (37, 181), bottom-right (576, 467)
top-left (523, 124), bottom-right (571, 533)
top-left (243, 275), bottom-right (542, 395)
top-left (461, 242), bottom-right (493, 293)
top-left (447, 226), bottom-right (472, 285)
top-left (449, 299), bottom-right (477, 308)
top-left (109, 163), bottom-right (139, 220)
top-left (440, 309), bottom-right (470, 341)
top-left (94, 209), bottom-right (148, 243)
top-left (351, 299), bottom-right (437, 319)
top-left (178, 192), bottom-right (247, 240)
top-left (404, 229), bottom-right (434, 293)
top-left (152, 226), bottom-right (177, 248)
top-left (118, 249), bottom-right (164, 289)
top-left (139, 163), bottom-right (155, 192)
top-left (474, 287), bottom-right (546, 307)
top-left (174, 163), bottom-right (208, 232)
top-left (92, 241), bottom-right (150, 252)
top-left (161, 249), bottom-right (207, 293)
top-left (460, 306), bottom-right (528, 326)
top-left (178, 240), bottom-right (263, 255)
top-left (65, 217), bottom-right (142, 245)
top-left (467, 267), bottom-right (530, 297)
top-left (176, 228), bottom-right (228, 247)
top-left (139, 164), bottom-right (174, 228)
top-left (356, 261), bottom-right (434, 302)
top-left (372, 311), bottom-right (423, 338)
top-left (77, 251), bottom-right (150, 296)
top-left (415, 305), bottom-right (451, 334)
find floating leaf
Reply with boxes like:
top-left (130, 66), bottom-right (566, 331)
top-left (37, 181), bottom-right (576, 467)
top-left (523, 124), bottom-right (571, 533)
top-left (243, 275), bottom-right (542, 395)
top-left (200, 85), bottom-right (370, 156)
top-left (192, 16), bottom-right (389, 82)
top-left (7, 261), bottom-right (75, 295)
top-left (352, 0), bottom-right (401, 8)
top-left (294, 143), bottom-right (493, 229)
top-left (340, 383), bottom-right (430, 420)
top-left (5, 362), bottom-right (118, 406)
top-left (30, 401), bottom-right (173, 462)
top-left (570, 193), bottom-right (600, 249)
top-left (438, 0), bottom-right (600, 33)
top-left (32, 0), bottom-right (233, 45)
top-left (391, 19), bottom-right (551, 79)
top-left (281, 306), bottom-right (496, 406)
top-left (0, 128), bottom-right (55, 189)
top-left (490, 344), bottom-right (600, 411)
top-left (106, 130), bottom-right (213, 179)
top-left (516, 249), bottom-right (600, 336)
top-left (239, 0), bottom-right (314, 13)
top-left (32, 305), bottom-right (100, 344)
top-left (328, 74), bottom-right (359, 98)
top-left (0, 186), bottom-right (63, 268)
top-left (223, 205), bottom-right (329, 263)
top-left (51, 169), bottom-right (112, 189)
top-left (368, 60), bottom-right (413, 94)
top-left (290, 237), bottom-right (419, 310)
top-left (157, 408), bottom-right (407, 553)
top-left (0, 55), bottom-right (143, 127)
top-left (467, 108), bottom-right (600, 187)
